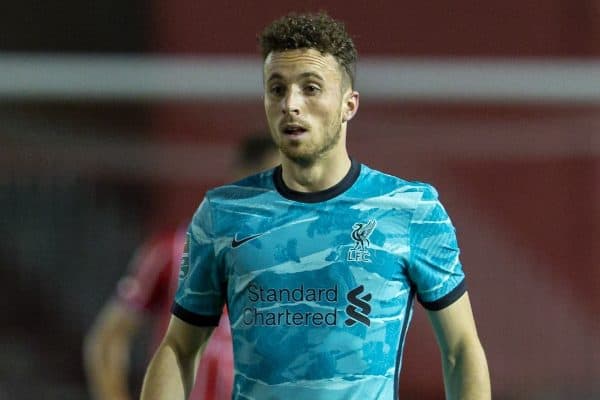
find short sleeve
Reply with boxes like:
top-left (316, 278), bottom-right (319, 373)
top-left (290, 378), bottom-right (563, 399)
top-left (172, 197), bottom-right (225, 326)
top-left (408, 185), bottom-right (466, 311)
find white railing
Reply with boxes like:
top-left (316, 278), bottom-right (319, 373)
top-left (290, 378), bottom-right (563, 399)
top-left (1, 54), bottom-right (599, 103)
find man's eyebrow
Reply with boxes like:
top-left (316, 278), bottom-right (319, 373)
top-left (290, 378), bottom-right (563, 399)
top-left (267, 73), bottom-right (284, 83)
top-left (266, 72), bottom-right (325, 83)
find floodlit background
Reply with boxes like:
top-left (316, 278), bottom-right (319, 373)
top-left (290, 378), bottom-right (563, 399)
top-left (1, 1), bottom-right (599, 399)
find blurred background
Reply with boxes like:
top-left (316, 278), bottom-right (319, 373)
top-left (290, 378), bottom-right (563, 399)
top-left (1, 1), bottom-right (599, 399)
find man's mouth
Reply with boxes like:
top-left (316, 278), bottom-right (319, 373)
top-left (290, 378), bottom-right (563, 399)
top-left (282, 125), bottom-right (307, 136)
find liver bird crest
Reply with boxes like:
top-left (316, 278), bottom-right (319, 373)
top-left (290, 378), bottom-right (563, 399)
top-left (351, 220), bottom-right (377, 251)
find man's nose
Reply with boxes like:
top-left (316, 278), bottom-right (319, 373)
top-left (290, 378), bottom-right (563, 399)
top-left (282, 88), bottom-right (301, 115)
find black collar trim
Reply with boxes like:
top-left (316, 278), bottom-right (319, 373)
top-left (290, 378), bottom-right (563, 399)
top-left (273, 159), bottom-right (361, 203)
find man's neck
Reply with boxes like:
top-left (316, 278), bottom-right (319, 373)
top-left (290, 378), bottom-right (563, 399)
top-left (281, 152), bottom-right (352, 193)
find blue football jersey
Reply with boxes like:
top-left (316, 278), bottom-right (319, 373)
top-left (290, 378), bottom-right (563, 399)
top-left (173, 160), bottom-right (466, 400)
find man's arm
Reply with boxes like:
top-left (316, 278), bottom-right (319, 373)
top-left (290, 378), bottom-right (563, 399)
top-left (427, 292), bottom-right (491, 400)
top-left (140, 315), bottom-right (214, 400)
top-left (83, 300), bottom-right (142, 400)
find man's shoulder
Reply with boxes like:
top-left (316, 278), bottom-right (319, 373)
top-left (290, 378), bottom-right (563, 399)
top-left (206, 168), bottom-right (277, 203)
top-left (198, 168), bottom-right (279, 228)
top-left (191, 169), bottom-right (278, 238)
top-left (358, 163), bottom-right (437, 198)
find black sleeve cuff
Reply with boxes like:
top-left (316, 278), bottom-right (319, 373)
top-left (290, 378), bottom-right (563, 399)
top-left (418, 279), bottom-right (467, 311)
top-left (171, 303), bottom-right (221, 326)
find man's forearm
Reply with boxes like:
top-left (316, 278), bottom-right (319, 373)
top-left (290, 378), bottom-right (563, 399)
top-left (442, 339), bottom-right (491, 400)
top-left (83, 303), bottom-right (140, 400)
top-left (84, 338), bottom-right (131, 400)
top-left (92, 348), bottom-right (132, 400)
top-left (140, 341), bottom-right (199, 400)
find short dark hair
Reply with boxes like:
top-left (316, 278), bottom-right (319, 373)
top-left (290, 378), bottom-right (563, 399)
top-left (258, 12), bottom-right (357, 88)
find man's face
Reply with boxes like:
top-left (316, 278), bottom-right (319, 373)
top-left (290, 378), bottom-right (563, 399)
top-left (263, 48), bottom-right (357, 164)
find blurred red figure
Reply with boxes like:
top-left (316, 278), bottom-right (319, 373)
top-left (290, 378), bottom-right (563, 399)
top-left (84, 135), bottom-right (280, 400)
top-left (115, 229), bottom-right (232, 400)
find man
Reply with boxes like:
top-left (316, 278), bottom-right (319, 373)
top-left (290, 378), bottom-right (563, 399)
top-left (84, 135), bottom-right (280, 400)
top-left (141, 13), bottom-right (491, 400)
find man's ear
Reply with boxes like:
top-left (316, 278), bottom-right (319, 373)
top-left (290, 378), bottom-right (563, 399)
top-left (342, 90), bottom-right (360, 122)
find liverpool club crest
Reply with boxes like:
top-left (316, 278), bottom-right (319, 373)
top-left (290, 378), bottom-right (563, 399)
top-left (347, 220), bottom-right (377, 262)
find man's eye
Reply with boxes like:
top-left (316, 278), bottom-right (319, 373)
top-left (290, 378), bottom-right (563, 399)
top-left (305, 85), bottom-right (320, 94)
top-left (270, 85), bottom-right (284, 96)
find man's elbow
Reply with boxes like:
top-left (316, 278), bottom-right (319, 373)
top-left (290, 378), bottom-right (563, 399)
top-left (444, 336), bottom-right (487, 368)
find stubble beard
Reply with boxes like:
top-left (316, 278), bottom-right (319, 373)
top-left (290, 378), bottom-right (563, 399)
top-left (277, 115), bottom-right (343, 168)
top-left (279, 122), bottom-right (342, 167)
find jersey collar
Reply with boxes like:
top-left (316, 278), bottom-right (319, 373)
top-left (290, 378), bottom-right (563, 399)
top-left (273, 159), bottom-right (361, 203)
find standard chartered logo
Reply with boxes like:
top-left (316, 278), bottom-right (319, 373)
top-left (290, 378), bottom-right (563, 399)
top-left (243, 283), bottom-right (338, 326)
top-left (242, 282), bottom-right (372, 328)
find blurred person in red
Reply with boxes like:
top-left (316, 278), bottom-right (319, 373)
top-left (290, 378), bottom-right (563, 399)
top-left (83, 134), bottom-right (280, 400)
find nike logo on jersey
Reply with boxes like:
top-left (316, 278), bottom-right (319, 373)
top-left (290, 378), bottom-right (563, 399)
top-left (231, 233), bottom-right (264, 248)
